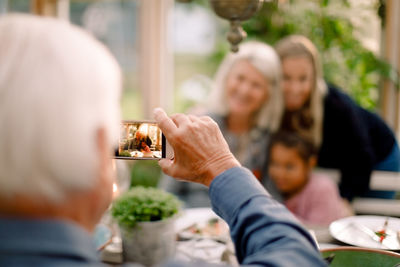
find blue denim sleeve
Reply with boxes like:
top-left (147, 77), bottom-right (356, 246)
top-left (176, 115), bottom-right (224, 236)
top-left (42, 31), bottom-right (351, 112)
top-left (209, 167), bottom-right (327, 267)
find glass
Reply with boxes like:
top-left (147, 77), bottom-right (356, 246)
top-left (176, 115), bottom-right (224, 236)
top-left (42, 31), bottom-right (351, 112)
top-left (1, 0), bottom-right (30, 14)
top-left (70, 0), bottom-right (142, 119)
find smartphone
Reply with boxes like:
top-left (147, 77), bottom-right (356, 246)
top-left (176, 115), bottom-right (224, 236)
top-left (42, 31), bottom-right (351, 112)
top-left (115, 120), bottom-right (172, 160)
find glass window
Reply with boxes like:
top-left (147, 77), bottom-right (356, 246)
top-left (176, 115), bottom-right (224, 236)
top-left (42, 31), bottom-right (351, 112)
top-left (172, 1), bottom-right (224, 113)
top-left (0, 0), bottom-right (141, 119)
top-left (70, 0), bottom-right (141, 119)
top-left (0, 0), bottom-right (30, 13)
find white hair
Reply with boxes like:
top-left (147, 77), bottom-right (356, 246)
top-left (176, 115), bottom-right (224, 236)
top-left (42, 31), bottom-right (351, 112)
top-left (208, 41), bottom-right (283, 131)
top-left (0, 14), bottom-right (121, 202)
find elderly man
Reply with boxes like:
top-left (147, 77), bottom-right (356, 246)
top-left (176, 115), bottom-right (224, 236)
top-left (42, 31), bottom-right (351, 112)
top-left (0, 14), bottom-right (326, 266)
top-left (0, 14), bottom-right (120, 266)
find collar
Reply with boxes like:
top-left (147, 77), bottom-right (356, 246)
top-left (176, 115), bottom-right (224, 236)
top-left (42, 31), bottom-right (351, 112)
top-left (0, 217), bottom-right (100, 263)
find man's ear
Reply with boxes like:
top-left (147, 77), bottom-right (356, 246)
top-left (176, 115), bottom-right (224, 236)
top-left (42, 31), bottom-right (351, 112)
top-left (89, 127), bottom-right (114, 225)
top-left (96, 127), bottom-right (113, 189)
top-left (97, 127), bottom-right (108, 160)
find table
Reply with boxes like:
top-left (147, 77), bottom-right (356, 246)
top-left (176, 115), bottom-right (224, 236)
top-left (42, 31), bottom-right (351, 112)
top-left (100, 208), bottom-right (344, 265)
top-left (100, 208), bottom-right (236, 265)
top-left (308, 224), bottom-right (345, 250)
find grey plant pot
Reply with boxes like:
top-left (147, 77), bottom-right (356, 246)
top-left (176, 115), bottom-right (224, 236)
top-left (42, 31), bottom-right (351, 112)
top-left (120, 217), bottom-right (176, 266)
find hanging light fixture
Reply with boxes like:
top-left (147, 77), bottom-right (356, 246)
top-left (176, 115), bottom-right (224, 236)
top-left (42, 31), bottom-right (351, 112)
top-left (176, 0), bottom-right (265, 52)
top-left (209, 0), bottom-right (264, 52)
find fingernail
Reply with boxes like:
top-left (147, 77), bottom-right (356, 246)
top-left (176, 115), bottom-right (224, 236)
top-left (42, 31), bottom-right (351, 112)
top-left (153, 107), bottom-right (163, 115)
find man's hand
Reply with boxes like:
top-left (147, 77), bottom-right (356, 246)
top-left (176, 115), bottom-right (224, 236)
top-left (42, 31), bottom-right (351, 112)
top-left (154, 108), bottom-right (240, 186)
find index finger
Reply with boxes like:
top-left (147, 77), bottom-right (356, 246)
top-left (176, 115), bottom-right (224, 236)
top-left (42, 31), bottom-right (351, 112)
top-left (153, 108), bottom-right (177, 139)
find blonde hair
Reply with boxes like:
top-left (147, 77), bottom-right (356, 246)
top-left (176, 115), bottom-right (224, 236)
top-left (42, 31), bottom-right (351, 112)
top-left (0, 14), bottom-right (121, 202)
top-left (275, 35), bottom-right (327, 147)
top-left (208, 41), bottom-right (283, 132)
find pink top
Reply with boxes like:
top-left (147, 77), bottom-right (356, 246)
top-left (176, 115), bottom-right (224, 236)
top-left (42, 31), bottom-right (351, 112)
top-left (285, 174), bottom-right (349, 226)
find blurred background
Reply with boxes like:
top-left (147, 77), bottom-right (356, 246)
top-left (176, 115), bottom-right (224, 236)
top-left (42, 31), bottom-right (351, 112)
top-left (1, 0), bottom-right (399, 187)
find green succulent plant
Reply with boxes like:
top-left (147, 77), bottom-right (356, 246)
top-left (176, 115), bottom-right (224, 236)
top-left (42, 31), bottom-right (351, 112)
top-left (111, 186), bottom-right (181, 228)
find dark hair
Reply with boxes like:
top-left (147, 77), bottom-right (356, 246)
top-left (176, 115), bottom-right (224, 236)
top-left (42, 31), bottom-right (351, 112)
top-left (268, 131), bottom-right (317, 163)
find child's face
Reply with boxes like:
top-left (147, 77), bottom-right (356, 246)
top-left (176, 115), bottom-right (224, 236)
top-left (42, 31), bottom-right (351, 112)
top-left (268, 144), bottom-right (313, 197)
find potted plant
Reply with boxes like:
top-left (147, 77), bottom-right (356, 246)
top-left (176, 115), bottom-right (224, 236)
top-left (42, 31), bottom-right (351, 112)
top-left (111, 186), bottom-right (181, 266)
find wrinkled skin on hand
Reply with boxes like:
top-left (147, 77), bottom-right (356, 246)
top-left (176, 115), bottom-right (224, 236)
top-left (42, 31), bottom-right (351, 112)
top-left (154, 108), bottom-right (240, 186)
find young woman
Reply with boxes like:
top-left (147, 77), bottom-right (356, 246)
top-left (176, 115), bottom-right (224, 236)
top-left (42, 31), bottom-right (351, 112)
top-left (275, 35), bottom-right (400, 200)
top-left (268, 132), bottom-right (351, 226)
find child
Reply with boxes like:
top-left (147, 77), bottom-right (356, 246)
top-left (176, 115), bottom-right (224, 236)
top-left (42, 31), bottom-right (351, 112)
top-left (268, 131), bottom-right (351, 226)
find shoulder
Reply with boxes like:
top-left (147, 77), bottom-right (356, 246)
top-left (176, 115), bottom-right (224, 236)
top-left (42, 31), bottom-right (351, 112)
top-left (326, 86), bottom-right (394, 138)
top-left (308, 174), bottom-right (339, 195)
top-left (322, 85), bottom-right (366, 132)
top-left (357, 105), bottom-right (394, 134)
top-left (311, 173), bottom-right (336, 186)
top-left (324, 85), bottom-right (358, 113)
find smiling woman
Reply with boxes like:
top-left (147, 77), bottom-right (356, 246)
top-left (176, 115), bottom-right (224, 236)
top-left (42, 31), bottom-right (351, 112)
top-left (225, 59), bottom-right (270, 125)
top-left (207, 41), bottom-right (283, 180)
top-left (276, 35), bottom-right (400, 200)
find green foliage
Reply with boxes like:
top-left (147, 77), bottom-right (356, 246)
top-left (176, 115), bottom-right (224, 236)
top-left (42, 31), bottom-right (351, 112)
top-left (119, 151), bottom-right (131, 157)
top-left (236, 0), bottom-right (398, 110)
top-left (111, 186), bottom-right (181, 228)
top-left (130, 160), bottom-right (162, 188)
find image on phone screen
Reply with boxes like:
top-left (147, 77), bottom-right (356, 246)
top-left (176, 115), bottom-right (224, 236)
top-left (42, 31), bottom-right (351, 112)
top-left (115, 121), bottom-right (165, 160)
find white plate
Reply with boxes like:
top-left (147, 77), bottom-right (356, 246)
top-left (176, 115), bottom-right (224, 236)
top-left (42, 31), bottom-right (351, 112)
top-left (329, 215), bottom-right (400, 250)
top-left (175, 208), bottom-right (219, 232)
top-left (175, 208), bottom-right (230, 243)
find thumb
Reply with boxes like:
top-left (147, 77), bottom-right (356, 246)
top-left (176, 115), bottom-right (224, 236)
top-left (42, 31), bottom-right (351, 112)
top-left (158, 158), bottom-right (176, 176)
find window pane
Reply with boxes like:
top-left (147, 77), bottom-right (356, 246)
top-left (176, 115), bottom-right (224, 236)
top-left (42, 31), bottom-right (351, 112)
top-left (1, 0), bottom-right (30, 13)
top-left (173, 1), bottom-right (222, 113)
top-left (70, 0), bottom-right (141, 119)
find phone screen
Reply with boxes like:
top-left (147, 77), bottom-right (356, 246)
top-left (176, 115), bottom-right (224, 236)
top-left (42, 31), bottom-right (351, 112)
top-left (115, 121), bottom-right (165, 160)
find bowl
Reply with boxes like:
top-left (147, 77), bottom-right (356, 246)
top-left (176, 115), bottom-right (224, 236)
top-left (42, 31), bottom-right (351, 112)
top-left (321, 246), bottom-right (400, 267)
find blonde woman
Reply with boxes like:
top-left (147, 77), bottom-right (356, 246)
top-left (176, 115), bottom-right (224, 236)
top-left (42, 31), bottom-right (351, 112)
top-left (275, 35), bottom-right (400, 200)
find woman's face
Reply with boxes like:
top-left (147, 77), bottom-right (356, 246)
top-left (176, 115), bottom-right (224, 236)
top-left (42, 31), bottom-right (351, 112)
top-left (282, 56), bottom-right (314, 111)
top-left (225, 59), bottom-right (269, 117)
top-left (268, 144), bottom-right (311, 197)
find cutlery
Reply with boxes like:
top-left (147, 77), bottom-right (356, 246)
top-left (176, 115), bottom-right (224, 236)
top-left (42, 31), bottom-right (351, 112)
top-left (350, 222), bottom-right (394, 249)
top-left (375, 217), bottom-right (389, 243)
top-left (398, 231), bottom-right (400, 245)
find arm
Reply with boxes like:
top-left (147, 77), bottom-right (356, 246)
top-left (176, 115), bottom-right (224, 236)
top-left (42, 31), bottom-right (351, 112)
top-left (210, 167), bottom-right (326, 266)
top-left (154, 108), bottom-right (326, 266)
top-left (321, 88), bottom-right (374, 199)
top-left (337, 112), bottom-right (373, 199)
